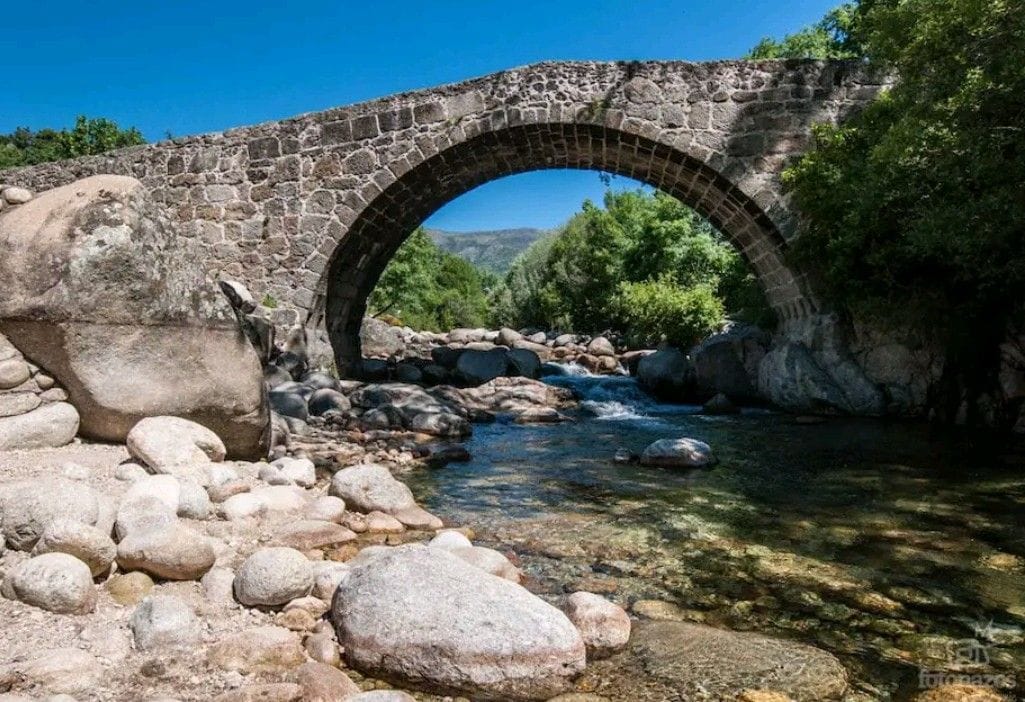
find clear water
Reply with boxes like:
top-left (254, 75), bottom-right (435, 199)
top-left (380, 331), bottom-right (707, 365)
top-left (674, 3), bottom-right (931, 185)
top-left (405, 368), bottom-right (1025, 700)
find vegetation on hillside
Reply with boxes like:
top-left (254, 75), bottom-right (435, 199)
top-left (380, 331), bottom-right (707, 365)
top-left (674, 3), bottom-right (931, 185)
top-left (368, 228), bottom-right (493, 332)
top-left (490, 190), bottom-right (773, 348)
top-left (764, 0), bottom-right (1025, 419)
top-left (427, 227), bottom-right (548, 274)
top-left (0, 116), bottom-right (145, 169)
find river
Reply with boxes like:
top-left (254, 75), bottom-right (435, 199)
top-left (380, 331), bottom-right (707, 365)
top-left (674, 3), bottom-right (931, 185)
top-left (405, 366), bottom-right (1025, 700)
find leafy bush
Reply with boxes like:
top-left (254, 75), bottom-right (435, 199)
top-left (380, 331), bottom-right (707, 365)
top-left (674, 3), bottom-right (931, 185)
top-left (611, 278), bottom-right (724, 349)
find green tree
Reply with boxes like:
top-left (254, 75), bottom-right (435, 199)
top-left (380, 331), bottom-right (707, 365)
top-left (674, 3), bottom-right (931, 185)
top-left (493, 189), bottom-right (772, 343)
top-left (0, 116), bottom-right (145, 169)
top-left (368, 228), bottom-right (491, 331)
top-left (778, 0), bottom-right (1025, 422)
top-left (747, 3), bottom-right (863, 59)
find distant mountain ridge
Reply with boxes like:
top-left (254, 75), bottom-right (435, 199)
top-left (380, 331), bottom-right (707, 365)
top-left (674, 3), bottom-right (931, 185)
top-left (426, 227), bottom-right (549, 274)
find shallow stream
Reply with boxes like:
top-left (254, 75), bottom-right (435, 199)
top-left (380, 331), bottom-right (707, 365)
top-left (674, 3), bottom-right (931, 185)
top-left (406, 367), bottom-right (1025, 700)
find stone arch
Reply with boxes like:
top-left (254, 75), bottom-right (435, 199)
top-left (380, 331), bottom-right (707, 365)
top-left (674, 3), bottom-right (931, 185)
top-left (318, 120), bottom-right (816, 374)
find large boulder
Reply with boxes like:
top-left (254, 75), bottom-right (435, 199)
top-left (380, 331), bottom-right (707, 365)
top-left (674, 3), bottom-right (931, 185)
top-left (332, 545), bottom-right (585, 700)
top-left (456, 348), bottom-right (510, 386)
top-left (636, 348), bottom-right (695, 402)
top-left (0, 175), bottom-right (269, 458)
top-left (360, 317), bottom-right (406, 359)
top-left (691, 324), bottom-right (769, 401)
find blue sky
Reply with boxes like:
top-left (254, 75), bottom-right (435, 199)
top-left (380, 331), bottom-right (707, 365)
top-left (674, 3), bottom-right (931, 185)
top-left (1, 0), bottom-right (834, 231)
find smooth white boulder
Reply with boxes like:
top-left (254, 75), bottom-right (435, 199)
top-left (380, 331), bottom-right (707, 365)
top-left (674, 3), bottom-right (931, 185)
top-left (332, 544), bottom-right (585, 700)
top-left (127, 416), bottom-right (226, 479)
top-left (234, 547), bottom-right (313, 606)
top-left (116, 523), bottom-right (215, 580)
top-left (33, 519), bottom-right (116, 576)
top-left (563, 591), bottom-right (632, 658)
top-left (5, 553), bottom-right (96, 613)
top-left (329, 463), bottom-right (416, 514)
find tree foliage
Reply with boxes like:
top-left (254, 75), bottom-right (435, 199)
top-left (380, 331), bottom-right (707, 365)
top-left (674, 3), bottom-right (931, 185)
top-left (492, 190), bottom-right (773, 348)
top-left (368, 228), bottom-right (492, 332)
top-left (0, 116), bottom-right (146, 169)
top-left (747, 4), bottom-right (863, 59)
top-left (773, 0), bottom-right (1025, 419)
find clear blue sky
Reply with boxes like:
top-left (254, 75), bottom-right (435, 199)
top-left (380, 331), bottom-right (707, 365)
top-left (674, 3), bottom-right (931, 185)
top-left (1, 0), bottom-right (833, 231)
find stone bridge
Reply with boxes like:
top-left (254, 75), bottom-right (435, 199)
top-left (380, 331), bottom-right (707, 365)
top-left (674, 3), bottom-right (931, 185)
top-left (1, 60), bottom-right (885, 374)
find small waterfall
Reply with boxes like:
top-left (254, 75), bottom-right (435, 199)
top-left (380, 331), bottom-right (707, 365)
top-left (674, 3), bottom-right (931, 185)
top-left (543, 363), bottom-right (700, 423)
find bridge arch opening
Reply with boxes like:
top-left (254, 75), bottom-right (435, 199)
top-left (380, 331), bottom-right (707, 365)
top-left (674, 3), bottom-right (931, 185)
top-left (317, 122), bottom-right (814, 375)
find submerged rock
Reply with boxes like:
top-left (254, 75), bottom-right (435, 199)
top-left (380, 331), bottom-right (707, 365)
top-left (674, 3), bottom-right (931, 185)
top-left (630, 621), bottom-right (847, 701)
top-left (332, 544), bottom-right (585, 700)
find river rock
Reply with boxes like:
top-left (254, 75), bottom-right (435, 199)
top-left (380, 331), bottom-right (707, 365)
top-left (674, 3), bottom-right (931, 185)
top-left (630, 620), bottom-right (847, 700)
top-left (408, 411), bottom-right (471, 437)
top-left (0, 477), bottom-right (102, 551)
top-left (272, 520), bottom-right (357, 550)
top-left (361, 317), bottom-right (406, 358)
top-left (329, 463), bottom-right (416, 514)
top-left (306, 496), bottom-right (346, 523)
top-left (116, 523), bottom-right (215, 580)
top-left (296, 661), bottom-right (362, 702)
top-left (271, 456), bottom-right (316, 487)
top-left (105, 571), bottom-right (154, 605)
top-left (6, 647), bottom-right (102, 695)
top-left (449, 546), bottom-right (522, 582)
top-left (270, 389), bottom-right (309, 421)
top-left (5, 553), bottom-right (96, 613)
top-left (208, 626), bottom-right (306, 673)
top-left (563, 592), bottom-right (631, 658)
top-left (0, 175), bottom-right (269, 458)
top-left (347, 693), bottom-right (417, 702)
top-left (123, 474), bottom-right (181, 512)
top-left (130, 595), bottom-right (202, 650)
top-left (365, 511), bottom-right (404, 534)
top-left (1, 186), bottom-right (32, 204)
top-left (115, 495), bottom-right (178, 539)
top-left (0, 402), bottom-right (79, 451)
top-left (0, 357), bottom-right (31, 388)
top-left (234, 547), bottom-right (313, 606)
top-left (428, 530), bottom-right (474, 551)
top-left (507, 348), bottom-right (542, 378)
top-left (636, 347), bottom-right (695, 401)
top-left (703, 392), bottom-right (740, 414)
top-left (456, 348), bottom-right (509, 386)
top-left (33, 519), bottom-right (116, 576)
top-left (126, 416), bottom-right (226, 481)
top-left (640, 438), bottom-right (715, 468)
top-left (332, 544), bottom-right (586, 700)
top-left (587, 336), bottom-right (615, 357)
top-left (308, 388), bottom-right (350, 416)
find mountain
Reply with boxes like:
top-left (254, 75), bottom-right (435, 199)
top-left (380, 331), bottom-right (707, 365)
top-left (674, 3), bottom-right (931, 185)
top-left (426, 227), bottom-right (549, 274)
